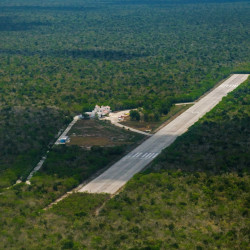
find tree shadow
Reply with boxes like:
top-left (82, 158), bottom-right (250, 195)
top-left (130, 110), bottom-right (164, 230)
top-left (108, 0), bottom-right (249, 5)
top-left (0, 17), bottom-right (51, 31)
top-left (0, 48), bottom-right (147, 61)
top-left (0, 5), bottom-right (100, 12)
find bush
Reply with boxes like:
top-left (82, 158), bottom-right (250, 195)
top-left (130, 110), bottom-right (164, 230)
top-left (130, 110), bottom-right (140, 121)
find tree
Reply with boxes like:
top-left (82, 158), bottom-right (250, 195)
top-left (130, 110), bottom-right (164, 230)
top-left (154, 112), bottom-right (160, 122)
top-left (130, 110), bottom-right (140, 121)
top-left (144, 112), bottom-right (149, 122)
top-left (83, 113), bottom-right (90, 119)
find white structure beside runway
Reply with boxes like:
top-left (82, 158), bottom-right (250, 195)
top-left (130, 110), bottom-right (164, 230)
top-left (79, 74), bottom-right (249, 194)
top-left (86, 105), bottom-right (111, 118)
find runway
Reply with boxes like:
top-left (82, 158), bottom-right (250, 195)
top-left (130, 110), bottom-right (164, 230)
top-left (78, 74), bottom-right (249, 194)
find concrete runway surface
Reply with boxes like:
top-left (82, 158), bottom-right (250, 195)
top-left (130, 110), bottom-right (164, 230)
top-left (79, 74), bottom-right (249, 194)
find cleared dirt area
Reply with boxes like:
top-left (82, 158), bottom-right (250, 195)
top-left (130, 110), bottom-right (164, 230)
top-left (120, 104), bottom-right (193, 133)
top-left (79, 74), bottom-right (249, 194)
top-left (67, 119), bottom-right (144, 148)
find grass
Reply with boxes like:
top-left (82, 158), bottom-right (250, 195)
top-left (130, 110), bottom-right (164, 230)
top-left (69, 136), bottom-right (112, 147)
top-left (67, 119), bottom-right (145, 148)
top-left (120, 104), bottom-right (192, 133)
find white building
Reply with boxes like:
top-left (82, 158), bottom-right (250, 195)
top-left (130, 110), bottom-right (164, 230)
top-left (86, 105), bottom-right (111, 118)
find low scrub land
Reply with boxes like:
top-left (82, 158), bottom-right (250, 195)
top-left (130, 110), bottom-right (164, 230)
top-left (68, 119), bottom-right (144, 148)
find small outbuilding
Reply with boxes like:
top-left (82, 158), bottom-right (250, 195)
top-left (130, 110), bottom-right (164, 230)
top-left (59, 136), bottom-right (70, 144)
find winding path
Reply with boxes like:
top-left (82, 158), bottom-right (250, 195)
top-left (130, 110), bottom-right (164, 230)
top-left (103, 110), bottom-right (152, 136)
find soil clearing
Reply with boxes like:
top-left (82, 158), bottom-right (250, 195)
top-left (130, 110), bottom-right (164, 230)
top-left (67, 119), bottom-right (144, 148)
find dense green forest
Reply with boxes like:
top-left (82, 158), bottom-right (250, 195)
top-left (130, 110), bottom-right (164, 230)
top-left (0, 63), bottom-right (249, 250)
top-left (1, 0), bottom-right (249, 185)
top-left (0, 107), bottom-right (71, 188)
top-left (0, 0), bottom-right (249, 248)
top-left (153, 81), bottom-right (250, 174)
top-left (1, 0), bottom-right (249, 111)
